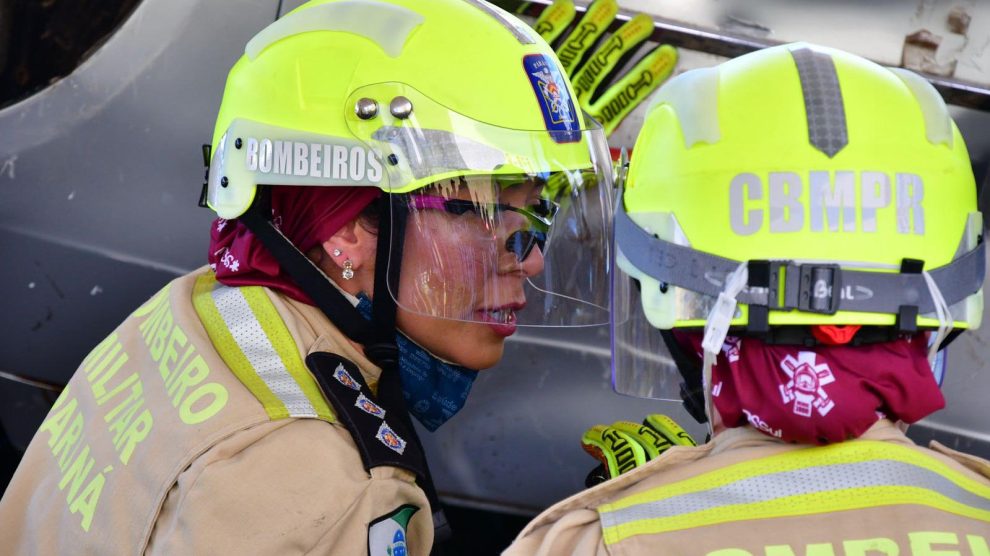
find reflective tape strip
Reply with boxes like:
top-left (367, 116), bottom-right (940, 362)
top-left (791, 47), bottom-right (848, 158)
top-left (599, 441), bottom-right (990, 544)
top-left (238, 286), bottom-right (334, 422)
top-left (193, 274), bottom-right (287, 420)
top-left (192, 273), bottom-right (333, 422)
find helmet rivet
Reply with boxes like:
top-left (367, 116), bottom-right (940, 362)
top-left (234, 138), bottom-right (243, 149)
top-left (387, 154), bottom-right (399, 166)
top-left (355, 98), bottom-right (379, 120)
top-left (220, 176), bottom-right (229, 188)
top-left (389, 96), bottom-right (413, 119)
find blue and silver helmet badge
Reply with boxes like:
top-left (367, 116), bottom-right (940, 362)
top-left (524, 54), bottom-right (581, 143)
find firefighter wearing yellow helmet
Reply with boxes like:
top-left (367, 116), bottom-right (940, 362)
top-left (0, 0), bottom-right (614, 553)
top-left (505, 43), bottom-right (990, 555)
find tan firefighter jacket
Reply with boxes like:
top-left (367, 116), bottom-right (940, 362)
top-left (0, 268), bottom-right (433, 555)
top-left (503, 420), bottom-right (990, 556)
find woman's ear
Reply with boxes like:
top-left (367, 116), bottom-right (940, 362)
top-left (321, 218), bottom-right (378, 275)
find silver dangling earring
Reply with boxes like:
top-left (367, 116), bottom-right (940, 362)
top-left (342, 259), bottom-right (354, 280)
top-left (332, 248), bottom-right (343, 257)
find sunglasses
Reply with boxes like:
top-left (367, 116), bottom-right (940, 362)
top-left (409, 195), bottom-right (559, 262)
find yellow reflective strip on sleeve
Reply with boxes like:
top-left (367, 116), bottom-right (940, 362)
top-left (606, 441), bottom-right (990, 513)
top-left (192, 273), bottom-right (289, 420)
top-left (602, 485), bottom-right (990, 544)
top-left (242, 287), bottom-right (335, 423)
top-left (598, 441), bottom-right (990, 545)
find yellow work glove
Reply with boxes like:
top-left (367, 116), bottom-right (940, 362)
top-left (581, 414), bottom-right (695, 487)
top-left (532, 0), bottom-right (678, 136)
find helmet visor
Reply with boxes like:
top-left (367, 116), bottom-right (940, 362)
top-left (611, 243), bottom-right (688, 401)
top-left (388, 159), bottom-right (612, 328)
top-left (610, 206), bottom-right (720, 401)
top-left (342, 83), bottom-right (613, 327)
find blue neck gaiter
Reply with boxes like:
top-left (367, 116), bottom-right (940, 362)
top-left (356, 295), bottom-right (478, 431)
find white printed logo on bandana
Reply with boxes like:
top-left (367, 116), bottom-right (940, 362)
top-left (219, 248), bottom-right (240, 273)
top-left (721, 336), bottom-right (742, 363)
top-left (778, 352), bottom-right (836, 417)
top-left (742, 409), bottom-right (782, 438)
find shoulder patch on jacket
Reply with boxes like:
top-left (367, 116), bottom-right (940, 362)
top-left (368, 504), bottom-right (419, 556)
top-left (191, 272), bottom-right (335, 423)
top-left (307, 352), bottom-right (426, 479)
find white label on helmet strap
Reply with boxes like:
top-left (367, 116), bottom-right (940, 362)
top-left (701, 292), bottom-right (737, 355)
top-left (728, 170), bottom-right (924, 236)
top-left (243, 137), bottom-right (383, 184)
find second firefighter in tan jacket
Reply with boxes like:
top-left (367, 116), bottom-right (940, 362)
top-left (505, 43), bottom-right (990, 554)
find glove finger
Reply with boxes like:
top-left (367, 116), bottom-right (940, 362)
top-left (532, 0), bottom-right (576, 46)
top-left (572, 13), bottom-right (653, 103)
top-left (610, 420), bottom-right (672, 460)
top-left (644, 413), bottom-right (697, 447)
top-left (557, 0), bottom-right (618, 77)
top-left (581, 424), bottom-right (648, 479)
top-left (586, 43), bottom-right (677, 135)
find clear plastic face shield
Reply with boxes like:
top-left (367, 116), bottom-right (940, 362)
top-left (610, 219), bottom-right (693, 402)
top-left (346, 83), bottom-right (614, 328)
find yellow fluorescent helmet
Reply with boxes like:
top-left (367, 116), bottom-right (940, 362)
top-left (617, 43), bottom-right (984, 331)
top-left (206, 0), bottom-right (603, 219)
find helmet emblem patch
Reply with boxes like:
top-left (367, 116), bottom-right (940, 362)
top-left (523, 54), bottom-right (580, 143)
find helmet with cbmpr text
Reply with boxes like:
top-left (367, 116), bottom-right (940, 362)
top-left (611, 43), bottom-right (984, 421)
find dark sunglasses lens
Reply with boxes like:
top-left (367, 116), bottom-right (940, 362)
top-left (505, 230), bottom-right (547, 261)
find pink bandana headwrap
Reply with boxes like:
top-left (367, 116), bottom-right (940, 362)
top-left (677, 333), bottom-right (945, 445)
top-left (207, 186), bottom-right (381, 304)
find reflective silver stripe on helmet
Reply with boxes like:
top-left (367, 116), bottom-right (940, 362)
top-left (791, 47), bottom-right (848, 158)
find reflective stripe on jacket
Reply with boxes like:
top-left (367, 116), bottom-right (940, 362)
top-left (505, 422), bottom-right (990, 556)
